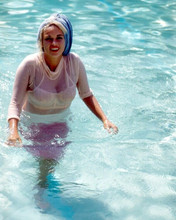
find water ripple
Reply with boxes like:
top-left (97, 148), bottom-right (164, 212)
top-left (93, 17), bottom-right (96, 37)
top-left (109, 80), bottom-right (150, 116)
top-left (4, 1), bottom-right (33, 9)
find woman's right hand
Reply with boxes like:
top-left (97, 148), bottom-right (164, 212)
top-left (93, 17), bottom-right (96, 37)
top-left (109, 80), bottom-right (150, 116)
top-left (7, 118), bottom-right (22, 147)
top-left (7, 132), bottom-right (22, 146)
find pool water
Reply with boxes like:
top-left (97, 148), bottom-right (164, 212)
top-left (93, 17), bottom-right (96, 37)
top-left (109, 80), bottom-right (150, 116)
top-left (0, 0), bottom-right (176, 219)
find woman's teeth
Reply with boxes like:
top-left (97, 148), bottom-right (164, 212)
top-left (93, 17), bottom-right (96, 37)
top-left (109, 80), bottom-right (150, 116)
top-left (51, 48), bottom-right (59, 51)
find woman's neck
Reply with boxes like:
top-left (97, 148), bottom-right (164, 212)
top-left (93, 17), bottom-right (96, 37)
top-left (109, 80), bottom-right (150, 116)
top-left (44, 53), bottom-right (62, 71)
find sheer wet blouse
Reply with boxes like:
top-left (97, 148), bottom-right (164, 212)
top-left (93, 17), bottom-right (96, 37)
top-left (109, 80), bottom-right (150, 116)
top-left (8, 52), bottom-right (92, 120)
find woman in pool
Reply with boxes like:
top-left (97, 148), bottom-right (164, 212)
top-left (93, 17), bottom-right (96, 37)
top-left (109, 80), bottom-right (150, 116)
top-left (7, 13), bottom-right (118, 146)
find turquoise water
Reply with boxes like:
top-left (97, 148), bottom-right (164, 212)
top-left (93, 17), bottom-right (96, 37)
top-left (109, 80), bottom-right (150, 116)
top-left (0, 0), bottom-right (176, 219)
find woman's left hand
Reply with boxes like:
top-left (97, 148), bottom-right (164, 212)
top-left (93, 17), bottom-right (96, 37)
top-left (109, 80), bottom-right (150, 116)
top-left (103, 119), bottom-right (118, 134)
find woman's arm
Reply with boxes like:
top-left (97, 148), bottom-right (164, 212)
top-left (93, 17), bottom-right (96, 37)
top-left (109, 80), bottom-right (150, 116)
top-left (83, 95), bottom-right (118, 133)
top-left (7, 56), bottom-right (33, 146)
top-left (7, 118), bottom-right (22, 146)
top-left (75, 55), bottom-right (118, 133)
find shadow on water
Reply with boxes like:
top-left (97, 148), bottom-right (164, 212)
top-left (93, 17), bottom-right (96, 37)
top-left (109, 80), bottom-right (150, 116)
top-left (33, 159), bottom-right (112, 220)
top-left (27, 152), bottom-right (111, 220)
top-left (20, 122), bottom-right (112, 219)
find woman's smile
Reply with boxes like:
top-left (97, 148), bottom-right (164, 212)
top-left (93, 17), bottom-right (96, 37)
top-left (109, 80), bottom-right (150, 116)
top-left (50, 46), bottom-right (60, 53)
top-left (42, 24), bottom-right (65, 58)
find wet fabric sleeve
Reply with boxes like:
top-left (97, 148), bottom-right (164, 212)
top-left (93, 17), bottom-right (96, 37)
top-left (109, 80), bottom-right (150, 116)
top-left (7, 59), bottom-right (32, 121)
top-left (7, 53), bottom-right (92, 120)
top-left (76, 58), bottom-right (93, 99)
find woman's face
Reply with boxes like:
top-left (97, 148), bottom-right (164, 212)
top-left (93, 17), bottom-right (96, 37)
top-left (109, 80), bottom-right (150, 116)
top-left (42, 24), bottom-right (65, 58)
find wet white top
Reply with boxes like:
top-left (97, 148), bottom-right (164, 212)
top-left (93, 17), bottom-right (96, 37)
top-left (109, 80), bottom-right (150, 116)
top-left (8, 52), bottom-right (92, 120)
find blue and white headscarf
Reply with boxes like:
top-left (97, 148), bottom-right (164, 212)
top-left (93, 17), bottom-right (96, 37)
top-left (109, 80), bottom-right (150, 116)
top-left (37, 13), bottom-right (73, 56)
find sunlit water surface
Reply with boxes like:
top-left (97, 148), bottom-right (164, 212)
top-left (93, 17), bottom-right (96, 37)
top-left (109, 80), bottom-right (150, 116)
top-left (0, 0), bottom-right (176, 219)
